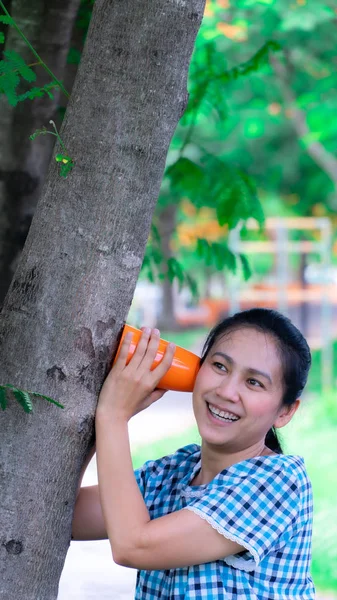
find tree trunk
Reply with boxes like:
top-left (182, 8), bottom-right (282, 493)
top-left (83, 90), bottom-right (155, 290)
top-left (0, 1), bottom-right (205, 598)
top-left (157, 202), bottom-right (180, 330)
top-left (0, 0), bottom-right (81, 307)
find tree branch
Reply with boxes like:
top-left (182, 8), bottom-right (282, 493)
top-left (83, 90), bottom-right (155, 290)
top-left (271, 54), bottom-right (337, 189)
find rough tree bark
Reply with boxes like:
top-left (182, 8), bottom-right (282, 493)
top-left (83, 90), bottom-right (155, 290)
top-left (0, 1), bottom-right (205, 599)
top-left (0, 0), bottom-right (81, 306)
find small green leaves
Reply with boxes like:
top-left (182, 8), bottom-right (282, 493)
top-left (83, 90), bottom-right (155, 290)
top-left (196, 238), bottom-right (252, 281)
top-left (29, 126), bottom-right (48, 141)
top-left (30, 121), bottom-right (75, 178)
top-left (0, 14), bottom-right (13, 25)
top-left (0, 384), bottom-right (64, 413)
top-left (12, 388), bottom-right (33, 413)
top-left (197, 238), bottom-right (236, 274)
top-left (214, 169), bottom-right (264, 230)
top-left (55, 154), bottom-right (75, 178)
top-left (239, 253), bottom-right (252, 281)
top-left (141, 239), bottom-right (199, 299)
top-left (0, 31), bottom-right (4, 44)
top-left (166, 158), bottom-right (205, 197)
top-left (0, 386), bottom-right (7, 410)
top-left (167, 257), bottom-right (185, 288)
top-left (219, 41), bottom-right (281, 84)
top-left (0, 49), bottom-right (38, 105)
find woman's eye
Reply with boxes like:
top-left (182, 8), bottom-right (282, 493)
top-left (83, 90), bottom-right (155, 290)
top-left (213, 362), bottom-right (227, 372)
top-left (248, 378), bottom-right (263, 388)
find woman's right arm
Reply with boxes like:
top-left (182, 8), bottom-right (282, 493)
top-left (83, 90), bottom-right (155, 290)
top-left (71, 444), bottom-right (108, 541)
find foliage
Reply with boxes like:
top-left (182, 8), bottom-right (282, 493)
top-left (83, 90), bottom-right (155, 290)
top-left (0, 5), bottom-right (69, 104)
top-left (1, 0), bottom-right (276, 296)
top-left (199, 0), bottom-right (337, 220)
top-left (145, 0), bottom-right (337, 295)
top-left (0, 384), bottom-right (64, 413)
top-left (29, 121), bottom-right (75, 178)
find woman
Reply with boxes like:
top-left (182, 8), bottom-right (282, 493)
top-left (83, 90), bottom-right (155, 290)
top-left (72, 308), bottom-right (315, 599)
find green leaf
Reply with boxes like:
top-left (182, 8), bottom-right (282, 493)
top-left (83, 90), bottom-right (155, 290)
top-left (196, 239), bottom-right (237, 274)
top-left (59, 158), bottom-right (75, 178)
top-left (221, 245), bottom-right (237, 273)
top-left (166, 157), bottom-right (205, 196)
top-left (185, 273), bottom-right (199, 300)
top-left (12, 389), bottom-right (33, 413)
top-left (29, 126), bottom-right (49, 141)
top-left (151, 223), bottom-right (161, 245)
top-left (3, 49), bottom-right (36, 82)
top-left (0, 67), bottom-right (20, 105)
top-left (31, 392), bottom-right (64, 409)
top-left (151, 246), bottom-right (163, 266)
top-left (196, 238), bottom-right (213, 266)
top-left (16, 82), bottom-right (58, 104)
top-left (167, 257), bottom-right (185, 286)
top-left (239, 253), bottom-right (252, 281)
top-left (0, 383), bottom-right (64, 412)
top-left (0, 387), bottom-right (7, 410)
top-left (219, 41), bottom-right (281, 85)
top-left (67, 47), bottom-right (82, 65)
top-left (0, 15), bottom-right (13, 25)
top-left (237, 171), bottom-right (265, 227)
top-left (0, 32), bottom-right (4, 44)
top-left (216, 180), bottom-right (243, 229)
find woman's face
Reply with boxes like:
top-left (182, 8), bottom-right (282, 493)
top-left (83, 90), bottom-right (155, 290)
top-left (193, 327), bottom-right (297, 453)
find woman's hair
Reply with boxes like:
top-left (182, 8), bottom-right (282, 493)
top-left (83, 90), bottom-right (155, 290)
top-left (200, 308), bottom-right (311, 453)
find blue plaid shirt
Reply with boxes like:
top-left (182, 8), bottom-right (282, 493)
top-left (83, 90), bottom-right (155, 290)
top-left (134, 444), bottom-right (315, 599)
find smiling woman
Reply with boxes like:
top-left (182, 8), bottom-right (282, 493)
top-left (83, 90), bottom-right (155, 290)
top-left (72, 308), bottom-right (315, 600)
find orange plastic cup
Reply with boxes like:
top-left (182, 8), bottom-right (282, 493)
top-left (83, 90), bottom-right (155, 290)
top-left (114, 324), bottom-right (200, 392)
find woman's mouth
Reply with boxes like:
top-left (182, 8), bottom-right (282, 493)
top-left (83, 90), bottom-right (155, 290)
top-left (206, 402), bottom-right (240, 424)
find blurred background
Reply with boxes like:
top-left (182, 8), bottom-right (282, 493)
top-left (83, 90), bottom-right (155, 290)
top-left (1, 0), bottom-right (336, 597)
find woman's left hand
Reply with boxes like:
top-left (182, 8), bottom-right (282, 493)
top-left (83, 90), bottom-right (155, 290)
top-left (97, 327), bottom-right (176, 422)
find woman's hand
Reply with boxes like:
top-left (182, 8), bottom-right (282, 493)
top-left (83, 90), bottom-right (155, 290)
top-left (96, 327), bottom-right (176, 422)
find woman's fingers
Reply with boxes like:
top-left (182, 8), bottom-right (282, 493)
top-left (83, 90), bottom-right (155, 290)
top-left (150, 340), bottom-right (176, 385)
top-left (115, 326), bottom-right (175, 386)
top-left (138, 328), bottom-right (162, 370)
top-left (112, 331), bottom-right (134, 372)
top-left (129, 327), bottom-right (153, 368)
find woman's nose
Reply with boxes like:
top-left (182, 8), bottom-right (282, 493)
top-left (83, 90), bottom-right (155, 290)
top-left (215, 377), bottom-right (240, 402)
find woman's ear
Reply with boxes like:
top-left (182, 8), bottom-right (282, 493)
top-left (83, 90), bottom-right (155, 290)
top-left (274, 399), bottom-right (301, 429)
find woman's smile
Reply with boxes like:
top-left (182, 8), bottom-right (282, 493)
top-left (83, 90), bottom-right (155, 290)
top-left (206, 401), bottom-right (241, 425)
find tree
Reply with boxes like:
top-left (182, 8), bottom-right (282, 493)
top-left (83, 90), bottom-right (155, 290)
top-left (0, 1), bottom-right (205, 598)
top-left (200, 0), bottom-right (337, 221)
top-left (0, 0), bottom-right (267, 320)
top-left (0, 0), bottom-right (81, 306)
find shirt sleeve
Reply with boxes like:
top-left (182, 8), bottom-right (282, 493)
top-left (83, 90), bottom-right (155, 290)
top-left (134, 459), bottom-right (156, 497)
top-left (184, 458), bottom-right (300, 571)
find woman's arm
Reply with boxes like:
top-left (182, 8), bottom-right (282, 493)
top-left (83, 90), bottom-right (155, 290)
top-left (71, 444), bottom-right (108, 541)
top-left (95, 328), bottom-right (245, 569)
top-left (96, 413), bottom-right (245, 569)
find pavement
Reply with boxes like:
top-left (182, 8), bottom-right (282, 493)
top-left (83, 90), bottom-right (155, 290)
top-left (57, 389), bottom-right (196, 600)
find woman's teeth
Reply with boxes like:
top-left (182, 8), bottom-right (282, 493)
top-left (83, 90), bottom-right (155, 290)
top-left (207, 403), bottom-right (240, 422)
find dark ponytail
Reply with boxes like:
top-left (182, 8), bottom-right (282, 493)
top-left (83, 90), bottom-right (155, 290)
top-left (200, 308), bottom-right (311, 454)
top-left (265, 427), bottom-right (282, 454)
